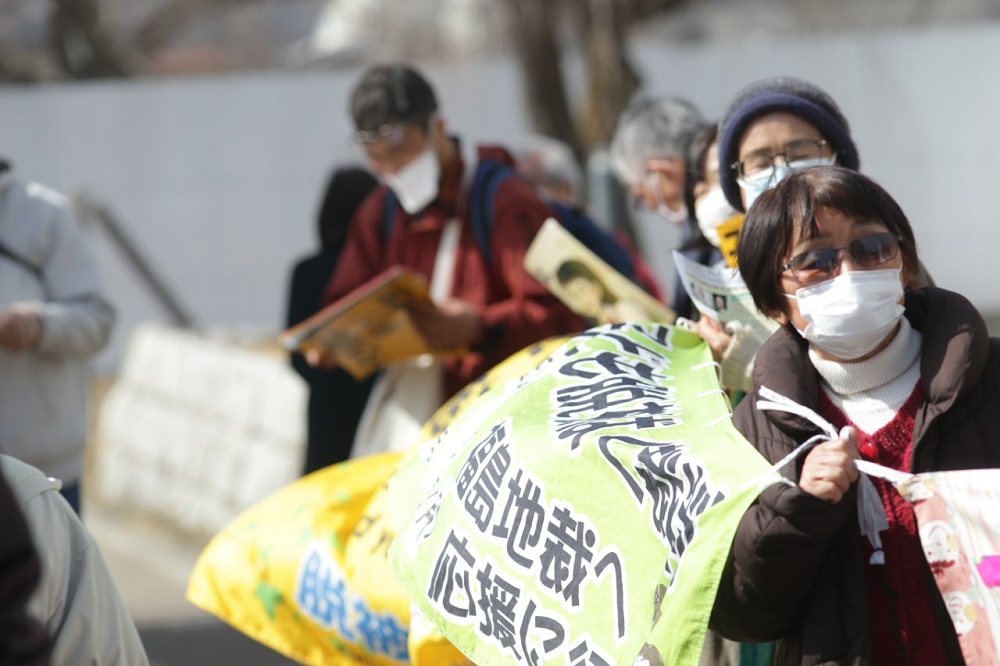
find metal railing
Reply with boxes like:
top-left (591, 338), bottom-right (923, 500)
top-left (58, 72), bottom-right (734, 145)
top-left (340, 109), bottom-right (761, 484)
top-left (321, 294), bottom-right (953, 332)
top-left (73, 192), bottom-right (196, 329)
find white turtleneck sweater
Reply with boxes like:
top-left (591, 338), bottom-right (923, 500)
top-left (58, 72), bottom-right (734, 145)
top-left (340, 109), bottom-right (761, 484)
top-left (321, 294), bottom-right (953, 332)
top-left (809, 318), bottom-right (923, 434)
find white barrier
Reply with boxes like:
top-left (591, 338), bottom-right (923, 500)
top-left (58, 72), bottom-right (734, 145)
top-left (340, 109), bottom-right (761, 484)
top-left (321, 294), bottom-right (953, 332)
top-left (92, 323), bottom-right (307, 537)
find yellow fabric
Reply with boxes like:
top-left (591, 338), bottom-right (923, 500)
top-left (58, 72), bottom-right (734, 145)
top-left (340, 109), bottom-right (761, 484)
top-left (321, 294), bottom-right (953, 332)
top-left (186, 336), bottom-right (570, 665)
top-left (717, 214), bottom-right (744, 268)
top-left (187, 452), bottom-right (424, 665)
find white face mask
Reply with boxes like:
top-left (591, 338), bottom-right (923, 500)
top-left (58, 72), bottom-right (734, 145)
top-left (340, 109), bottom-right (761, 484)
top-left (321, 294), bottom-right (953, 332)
top-left (694, 186), bottom-right (740, 248)
top-left (738, 155), bottom-right (836, 209)
top-left (786, 267), bottom-right (905, 360)
top-left (384, 145), bottom-right (440, 214)
top-left (646, 171), bottom-right (688, 224)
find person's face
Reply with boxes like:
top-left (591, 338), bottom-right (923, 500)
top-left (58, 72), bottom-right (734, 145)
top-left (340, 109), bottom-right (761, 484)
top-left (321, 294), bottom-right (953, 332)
top-left (630, 155), bottom-right (686, 217)
top-left (777, 206), bottom-right (908, 353)
top-left (563, 276), bottom-right (605, 319)
top-left (359, 116), bottom-right (443, 176)
top-left (736, 113), bottom-right (835, 208)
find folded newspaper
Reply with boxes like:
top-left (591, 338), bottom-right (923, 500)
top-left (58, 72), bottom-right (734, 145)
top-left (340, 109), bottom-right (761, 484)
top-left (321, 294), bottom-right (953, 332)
top-left (672, 251), bottom-right (777, 341)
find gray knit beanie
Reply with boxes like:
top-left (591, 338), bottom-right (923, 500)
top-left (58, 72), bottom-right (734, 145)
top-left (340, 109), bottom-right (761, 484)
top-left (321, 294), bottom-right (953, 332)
top-left (718, 76), bottom-right (859, 211)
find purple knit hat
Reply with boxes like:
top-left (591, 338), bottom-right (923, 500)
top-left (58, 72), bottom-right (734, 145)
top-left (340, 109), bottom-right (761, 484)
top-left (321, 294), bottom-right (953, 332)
top-left (718, 76), bottom-right (860, 211)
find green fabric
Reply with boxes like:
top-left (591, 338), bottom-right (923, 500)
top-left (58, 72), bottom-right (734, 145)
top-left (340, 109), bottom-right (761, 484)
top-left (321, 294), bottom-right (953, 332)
top-left (388, 323), bottom-right (777, 665)
top-left (740, 642), bottom-right (776, 666)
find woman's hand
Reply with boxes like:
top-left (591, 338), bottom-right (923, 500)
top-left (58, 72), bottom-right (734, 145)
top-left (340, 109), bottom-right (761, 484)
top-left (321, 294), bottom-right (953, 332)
top-left (799, 427), bottom-right (860, 504)
top-left (696, 316), bottom-right (733, 363)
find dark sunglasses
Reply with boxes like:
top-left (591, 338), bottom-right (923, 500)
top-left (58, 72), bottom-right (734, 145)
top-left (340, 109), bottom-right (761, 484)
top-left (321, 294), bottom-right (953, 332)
top-left (780, 232), bottom-right (902, 284)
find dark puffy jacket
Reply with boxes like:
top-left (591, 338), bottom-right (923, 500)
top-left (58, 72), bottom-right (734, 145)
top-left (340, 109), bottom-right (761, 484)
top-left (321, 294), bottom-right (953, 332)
top-left (711, 287), bottom-right (1000, 665)
top-left (0, 472), bottom-right (49, 664)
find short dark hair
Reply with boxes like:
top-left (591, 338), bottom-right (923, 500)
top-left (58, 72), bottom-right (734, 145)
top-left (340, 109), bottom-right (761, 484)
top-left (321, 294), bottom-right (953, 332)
top-left (350, 64), bottom-right (439, 134)
top-left (677, 123), bottom-right (719, 254)
top-left (738, 166), bottom-right (920, 319)
top-left (317, 166), bottom-right (378, 253)
top-left (683, 123), bottom-right (719, 225)
top-left (718, 76), bottom-right (859, 212)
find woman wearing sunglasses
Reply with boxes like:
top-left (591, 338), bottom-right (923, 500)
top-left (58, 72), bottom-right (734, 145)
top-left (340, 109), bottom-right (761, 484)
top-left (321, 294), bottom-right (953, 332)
top-left (710, 166), bottom-right (1000, 665)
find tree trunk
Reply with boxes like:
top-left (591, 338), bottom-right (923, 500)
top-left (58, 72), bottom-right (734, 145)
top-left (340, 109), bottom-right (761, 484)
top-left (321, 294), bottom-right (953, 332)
top-left (49, 0), bottom-right (131, 79)
top-left (502, 0), bottom-right (584, 164)
top-left (569, 0), bottom-right (641, 146)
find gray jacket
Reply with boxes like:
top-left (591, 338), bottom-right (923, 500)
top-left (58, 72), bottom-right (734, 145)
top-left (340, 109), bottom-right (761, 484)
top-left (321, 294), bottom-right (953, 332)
top-left (3, 455), bottom-right (148, 665)
top-left (0, 169), bottom-right (115, 481)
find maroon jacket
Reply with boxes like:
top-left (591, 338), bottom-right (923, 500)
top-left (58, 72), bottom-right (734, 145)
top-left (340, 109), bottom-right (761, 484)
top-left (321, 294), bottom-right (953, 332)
top-left (324, 143), bottom-right (585, 398)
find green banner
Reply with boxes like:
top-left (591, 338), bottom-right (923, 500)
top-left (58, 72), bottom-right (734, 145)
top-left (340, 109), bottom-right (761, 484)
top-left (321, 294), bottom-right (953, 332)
top-left (388, 323), bottom-right (776, 665)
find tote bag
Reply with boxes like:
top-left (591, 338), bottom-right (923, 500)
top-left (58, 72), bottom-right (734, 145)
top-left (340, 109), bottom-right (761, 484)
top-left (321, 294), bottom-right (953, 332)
top-left (351, 218), bottom-right (461, 458)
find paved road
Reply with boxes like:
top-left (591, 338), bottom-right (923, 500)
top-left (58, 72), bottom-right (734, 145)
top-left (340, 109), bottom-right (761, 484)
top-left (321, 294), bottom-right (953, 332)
top-left (86, 502), bottom-right (299, 665)
top-left (140, 620), bottom-right (297, 666)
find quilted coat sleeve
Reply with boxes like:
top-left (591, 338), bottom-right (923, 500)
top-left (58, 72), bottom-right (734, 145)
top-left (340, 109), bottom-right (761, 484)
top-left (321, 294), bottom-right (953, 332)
top-left (710, 393), bottom-right (856, 642)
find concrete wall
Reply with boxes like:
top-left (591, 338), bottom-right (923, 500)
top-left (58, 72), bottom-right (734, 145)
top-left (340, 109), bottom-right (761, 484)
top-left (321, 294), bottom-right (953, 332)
top-left (93, 324), bottom-right (306, 535)
top-left (1, 22), bottom-right (998, 372)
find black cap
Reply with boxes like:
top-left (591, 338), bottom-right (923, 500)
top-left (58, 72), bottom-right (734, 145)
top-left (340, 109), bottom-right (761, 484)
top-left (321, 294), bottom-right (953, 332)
top-left (351, 64), bottom-right (439, 138)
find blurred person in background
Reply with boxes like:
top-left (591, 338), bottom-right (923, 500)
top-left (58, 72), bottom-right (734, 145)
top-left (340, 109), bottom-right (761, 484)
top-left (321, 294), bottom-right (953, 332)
top-left (609, 95), bottom-right (709, 318)
top-left (286, 166), bottom-right (379, 473)
top-left (684, 124), bottom-right (774, 395)
top-left (0, 159), bottom-right (115, 515)
top-left (712, 166), bottom-right (996, 665)
top-left (515, 133), bottom-right (583, 208)
top-left (311, 64), bottom-right (584, 452)
top-left (613, 111), bottom-right (743, 666)
top-left (0, 470), bottom-right (50, 665)
top-left (3, 454), bottom-right (148, 665)
top-left (717, 76), bottom-right (855, 216)
top-left (717, 75), bottom-right (933, 289)
top-left (516, 134), bottom-right (665, 301)
top-left (683, 124), bottom-right (741, 270)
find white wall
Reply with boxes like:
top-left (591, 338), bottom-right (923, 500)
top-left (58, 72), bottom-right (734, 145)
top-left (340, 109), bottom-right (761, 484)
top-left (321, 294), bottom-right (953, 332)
top-left (93, 324), bottom-right (307, 535)
top-left (0, 64), bottom-right (535, 371)
top-left (2, 22), bottom-right (998, 370)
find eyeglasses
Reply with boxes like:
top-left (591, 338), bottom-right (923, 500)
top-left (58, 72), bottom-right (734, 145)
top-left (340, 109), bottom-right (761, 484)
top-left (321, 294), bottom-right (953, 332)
top-left (354, 124), bottom-right (406, 146)
top-left (732, 139), bottom-right (830, 178)
top-left (780, 232), bottom-right (902, 285)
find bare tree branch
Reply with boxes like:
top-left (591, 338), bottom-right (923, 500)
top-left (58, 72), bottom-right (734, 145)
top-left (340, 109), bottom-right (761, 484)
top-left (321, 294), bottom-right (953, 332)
top-left (501, 0), bottom-right (584, 164)
top-left (128, 0), bottom-right (274, 60)
top-left (40, 0), bottom-right (278, 79)
top-left (49, 0), bottom-right (132, 78)
top-left (567, 0), bottom-right (642, 146)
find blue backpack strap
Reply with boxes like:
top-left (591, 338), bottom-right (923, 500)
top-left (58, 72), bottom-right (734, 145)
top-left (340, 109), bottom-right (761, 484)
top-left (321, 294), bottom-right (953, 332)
top-left (380, 160), bottom-right (514, 260)
top-left (545, 201), bottom-right (636, 280)
top-left (380, 188), bottom-right (400, 246)
top-left (380, 165), bottom-right (506, 258)
top-left (468, 159), bottom-right (515, 263)
top-left (466, 159), bottom-right (639, 286)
